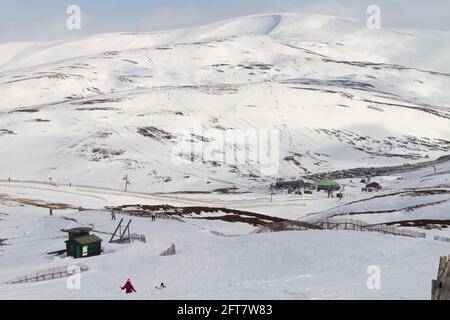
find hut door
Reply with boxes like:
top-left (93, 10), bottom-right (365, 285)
top-left (75, 245), bottom-right (81, 258)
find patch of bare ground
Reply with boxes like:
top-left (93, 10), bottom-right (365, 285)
top-left (348, 189), bottom-right (450, 206)
top-left (254, 220), bottom-right (322, 232)
top-left (306, 189), bottom-right (450, 221)
top-left (361, 98), bottom-right (450, 120)
top-left (30, 119), bottom-right (51, 123)
top-left (93, 131), bottom-right (112, 139)
top-left (384, 219), bottom-right (450, 229)
top-left (0, 129), bottom-right (16, 136)
top-left (137, 127), bottom-right (175, 142)
top-left (60, 216), bottom-right (78, 223)
top-left (306, 155), bottom-right (450, 180)
top-left (4, 73), bottom-right (85, 84)
top-left (0, 193), bottom-right (9, 201)
top-left (108, 204), bottom-right (319, 229)
top-left (90, 147), bottom-right (125, 161)
top-left (345, 199), bottom-right (448, 216)
top-left (191, 215), bottom-right (274, 227)
top-left (313, 129), bottom-right (448, 160)
top-left (0, 193), bottom-right (72, 209)
top-left (404, 189), bottom-right (450, 196)
top-left (122, 59), bottom-right (138, 64)
top-left (155, 191), bottom-right (212, 195)
top-left (71, 98), bottom-right (123, 106)
top-left (8, 108), bottom-right (39, 114)
top-left (212, 187), bottom-right (242, 194)
top-left (75, 107), bottom-right (117, 111)
top-left (14, 198), bottom-right (75, 210)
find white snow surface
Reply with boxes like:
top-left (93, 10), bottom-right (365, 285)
top-left (1, 203), bottom-right (449, 300)
top-left (0, 13), bottom-right (449, 192)
top-left (0, 158), bottom-right (449, 300)
top-left (1, 13), bottom-right (450, 300)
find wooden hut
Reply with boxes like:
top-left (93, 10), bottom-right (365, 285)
top-left (62, 227), bottom-right (102, 259)
top-left (314, 178), bottom-right (340, 192)
top-left (366, 182), bottom-right (382, 190)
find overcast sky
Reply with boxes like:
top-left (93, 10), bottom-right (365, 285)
top-left (1, 0), bottom-right (449, 43)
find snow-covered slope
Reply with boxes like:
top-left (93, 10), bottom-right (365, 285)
top-left (0, 13), bottom-right (449, 192)
top-left (302, 159), bottom-right (450, 225)
top-left (0, 157), bottom-right (449, 300)
top-left (1, 202), bottom-right (449, 300)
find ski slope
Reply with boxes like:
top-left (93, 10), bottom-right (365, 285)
top-left (1, 204), bottom-right (449, 300)
top-left (1, 12), bottom-right (450, 300)
top-left (0, 158), bottom-right (449, 300)
top-left (0, 13), bottom-right (449, 192)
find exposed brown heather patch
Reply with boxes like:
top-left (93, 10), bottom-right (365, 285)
top-left (108, 204), bottom-right (319, 229)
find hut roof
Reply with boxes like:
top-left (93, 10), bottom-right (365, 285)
top-left (314, 178), bottom-right (340, 188)
top-left (72, 234), bottom-right (102, 245)
top-left (366, 182), bottom-right (382, 189)
top-left (62, 227), bottom-right (92, 234)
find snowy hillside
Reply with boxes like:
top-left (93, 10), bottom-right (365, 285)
top-left (0, 13), bottom-right (449, 192)
top-left (0, 149), bottom-right (449, 299)
top-left (1, 13), bottom-right (450, 300)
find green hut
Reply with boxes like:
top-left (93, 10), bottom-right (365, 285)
top-left (314, 178), bottom-right (340, 192)
top-left (63, 227), bottom-right (102, 259)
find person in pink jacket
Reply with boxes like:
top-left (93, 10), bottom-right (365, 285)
top-left (121, 279), bottom-right (136, 294)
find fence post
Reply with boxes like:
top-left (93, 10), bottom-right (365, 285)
top-left (432, 255), bottom-right (450, 300)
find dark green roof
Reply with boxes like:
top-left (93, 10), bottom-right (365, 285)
top-left (72, 234), bottom-right (102, 245)
top-left (314, 178), bottom-right (340, 187)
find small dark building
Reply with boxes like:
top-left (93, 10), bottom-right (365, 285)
top-left (62, 227), bottom-right (102, 259)
top-left (366, 182), bottom-right (382, 190)
top-left (274, 180), bottom-right (304, 190)
top-left (303, 182), bottom-right (314, 190)
top-left (273, 180), bottom-right (314, 190)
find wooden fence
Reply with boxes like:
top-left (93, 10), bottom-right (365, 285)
top-left (252, 220), bottom-right (321, 233)
top-left (119, 211), bottom-right (184, 222)
top-left (434, 235), bottom-right (450, 243)
top-left (432, 255), bottom-right (450, 300)
top-left (7, 263), bottom-right (89, 285)
top-left (92, 229), bottom-right (146, 243)
top-left (316, 218), bottom-right (427, 239)
top-left (130, 233), bottom-right (146, 243)
top-left (254, 217), bottom-right (450, 244)
top-left (160, 243), bottom-right (176, 256)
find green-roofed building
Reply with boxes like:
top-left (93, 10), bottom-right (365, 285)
top-left (63, 227), bottom-right (102, 259)
top-left (314, 178), bottom-right (340, 192)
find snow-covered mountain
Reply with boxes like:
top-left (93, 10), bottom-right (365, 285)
top-left (1, 13), bottom-right (449, 192)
